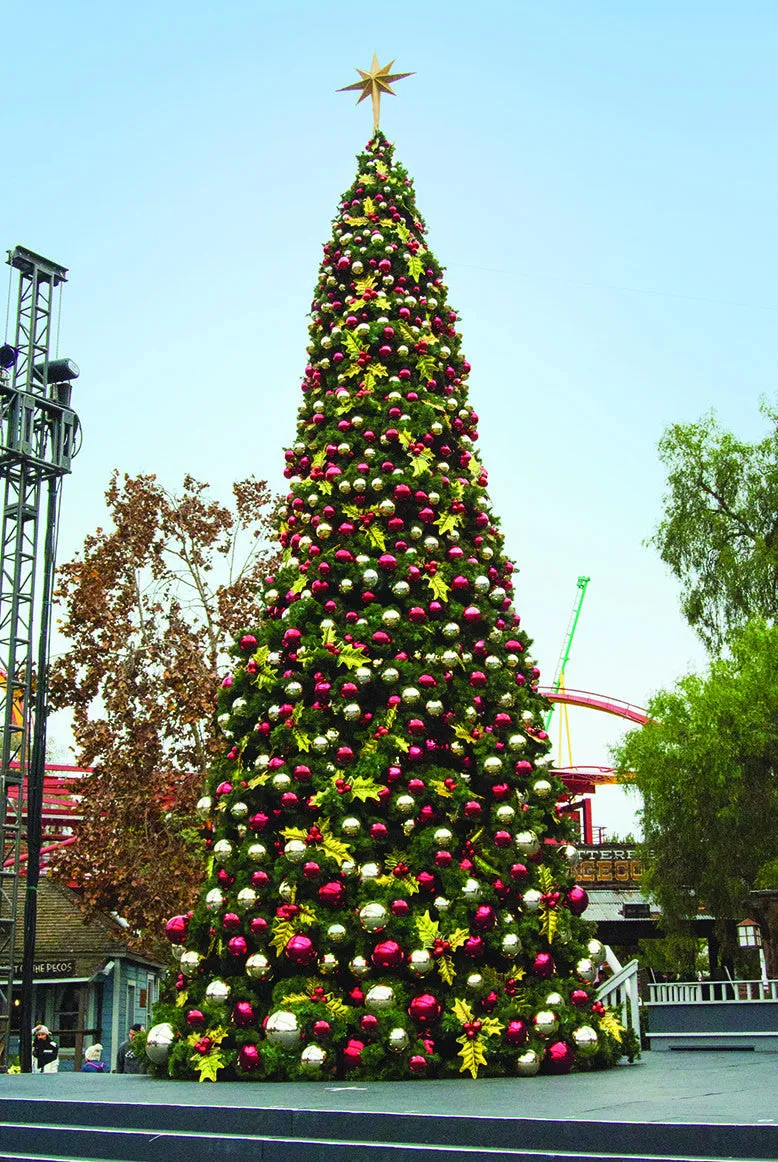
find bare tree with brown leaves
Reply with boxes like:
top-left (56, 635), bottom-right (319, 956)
top-left (49, 472), bottom-right (280, 953)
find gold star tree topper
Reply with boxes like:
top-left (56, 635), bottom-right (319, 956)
top-left (338, 55), bottom-right (414, 131)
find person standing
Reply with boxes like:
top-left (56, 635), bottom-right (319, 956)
top-left (115, 1023), bottom-right (145, 1073)
top-left (32, 1025), bottom-right (59, 1073)
top-left (81, 1043), bottom-right (106, 1073)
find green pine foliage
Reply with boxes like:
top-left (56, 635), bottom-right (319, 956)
top-left (152, 132), bottom-right (626, 1081)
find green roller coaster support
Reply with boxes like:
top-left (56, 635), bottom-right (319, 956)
top-left (544, 575), bottom-right (590, 730)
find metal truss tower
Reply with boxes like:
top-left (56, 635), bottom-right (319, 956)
top-left (0, 246), bottom-right (81, 1070)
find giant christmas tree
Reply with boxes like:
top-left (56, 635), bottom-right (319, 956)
top-left (150, 105), bottom-right (629, 1080)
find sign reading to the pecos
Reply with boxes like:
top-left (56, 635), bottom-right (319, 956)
top-left (33, 959), bottom-right (76, 977)
top-left (575, 847), bottom-right (642, 887)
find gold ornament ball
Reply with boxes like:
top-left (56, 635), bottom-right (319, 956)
top-left (342, 816), bottom-right (361, 836)
top-left (272, 773), bottom-right (291, 791)
top-left (205, 888), bottom-right (223, 912)
top-left (495, 804), bottom-right (515, 824)
top-left (577, 958), bottom-right (597, 982)
top-left (545, 992), bottom-right (564, 1008)
top-left (483, 756), bottom-right (503, 776)
top-left (278, 880), bottom-right (294, 901)
top-left (319, 953), bottom-right (339, 975)
top-left (587, 939), bottom-right (606, 966)
top-left (196, 795), bottom-right (212, 818)
top-left (383, 609), bottom-right (401, 628)
top-left (327, 923), bottom-right (347, 943)
top-left (516, 1049), bottom-right (540, 1076)
top-left (349, 955), bottom-right (370, 978)
top-left (407, 949), bottom-right (434, 976)
top-left (572, 1025), bottom-right (599, 1056)
top-left (180, 951), bottom-right (200, 977)
top-left (533, 779), bottom-right (553, 799)
top-left (461, 877), bottom-right (482, 901)
top-left (388, 1027), bottom-right (410, 1053)
top-left (434, 827), bottom-right (453, 844)
top-left (466, 973), bottom-right (484, 991)
top-left (360, 862), bottom-right (381, 880)
top-left (205, 980), bottom-right (231, 1004)
top-left (265, 1010), bottom-right (301, 1048)
top-left (212, 840), bottom-right (232, 858)
top-left (284, 839), bottom-right (307, 863)
top-left (522, 889), bottom-right (542, 911)
top-left (237, 887), bottom-right (258, 910)
top-left (145, 1022), bottom-right (175, 1066)
top-left (395, 794), bottom-right (415, 815)
top-left (245, 953), bottom-right (273, 981)
top-left (515, 831), bottom-right (540, 856)
top-left (401, 686), bottom-right (420, 703)
top-left (344, 702), bottom-right (361, 721)
top-left (365, 984), bottom-right (395, 1011)
top-left (501, 933), bottom-right (522, 957)
top-left (359, 902), bottom-right (388, 932)
top-left (247, 843), bottom-right (267, 863)
top-left (301, 1043), bottom-right (328, 1070)
top-left (434, 896), bottom-right (451, 912)
top-left (533, 1009), bottom-right (558, 1035)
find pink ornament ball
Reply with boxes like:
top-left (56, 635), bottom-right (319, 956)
top-left (227, 935), bottom-right (248, 957)
top-left (409, 1054), bottom-right (428, 1073)
top-left (185, 1009), bottom-right (205, 1027)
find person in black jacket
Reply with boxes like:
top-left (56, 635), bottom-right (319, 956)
top-left (32, 1025), bottom-right (59, 1073)
top-left (115, 1023), bottom-right (145, 1073)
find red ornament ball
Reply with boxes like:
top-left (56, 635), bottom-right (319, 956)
top-left (504, 1019), bottom-right (528, 1046)
top-left (343, 1038), bottom-right (365, 1067)
top-left (408, 993), bottom-right (441, 1024)
top-left (312, 1019), bottom-right (331, 1039)
top-left (227, 935), bottom-right (248, 957)
top-left (285, 934), bottom-right (317, 966)
top-left (185, 1009), bottom-right (205, 1027)
top-left (391, 898), bottom-right (410, 917)
top-left (409, 1054), bottom-right (428, 1073)
top-left (165, 915), bottom-right (188, 944)
top-left (533, 952), bottom-right (555, 978)
top-left (372, 940), bottom-right (404, 969)
top-left (318, 881), bottom-right (346, 907)
top-left (545, 1040), bottom-right (575, 1074)
top-left (570, 989), bottom-right (590, 1008)
top-left (238, 1043), bottom-right (260, 1070)
top-left (233, 1000), bottom-right (255, 1027)
top-left (566, 885), bottom-right (589, 915)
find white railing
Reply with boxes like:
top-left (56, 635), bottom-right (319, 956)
top-left (648, 978), bottom-right (778, 1004)
top-left (596, 956), bottom-right (640, 1044)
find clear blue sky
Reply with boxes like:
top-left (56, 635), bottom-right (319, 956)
top-left (5, 1), bottom-right (777, 835)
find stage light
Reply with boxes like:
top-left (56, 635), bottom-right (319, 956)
top-left (0, 344), bottom-right (16, 370)
top-left (33, 357), bottom-right (79, 384)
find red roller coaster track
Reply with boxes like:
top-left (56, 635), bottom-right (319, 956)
top-left (539, 686), bottom-right (651, 726)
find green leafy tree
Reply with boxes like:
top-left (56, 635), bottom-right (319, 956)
top-left (613, 620), bottom-right (778, 957)
top-left (651, 402), bottom-right (778, 650)
top-left (49, 472), bottom-right (279, 951)
top-left (152, 132), bottom-right (628, 1083)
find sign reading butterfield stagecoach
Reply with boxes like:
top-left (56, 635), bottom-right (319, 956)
top-left (575, 846), bottom-right (643, 888)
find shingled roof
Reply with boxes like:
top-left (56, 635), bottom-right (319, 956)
top-left (12, 878), bottom-right (163, 978)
